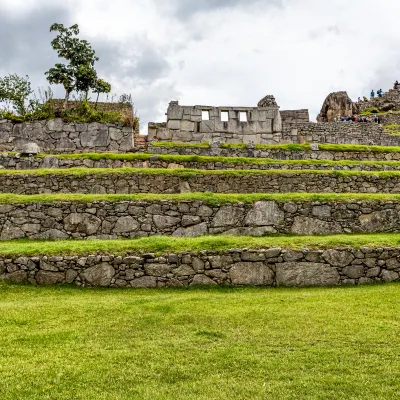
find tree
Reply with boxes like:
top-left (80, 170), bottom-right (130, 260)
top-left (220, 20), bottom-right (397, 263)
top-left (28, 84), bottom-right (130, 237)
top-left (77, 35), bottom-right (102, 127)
top-left (0, 74), bottom-right (33, 116)
top-left (93, 78), bottom-right (112, 106)
top-left (45, 23), bottom-right (111, 103)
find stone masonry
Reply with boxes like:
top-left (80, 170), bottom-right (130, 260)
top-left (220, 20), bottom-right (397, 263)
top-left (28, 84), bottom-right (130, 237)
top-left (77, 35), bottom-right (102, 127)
top-left (3, 170), bottom-right (400, 194)
top-left (0, 199), bottom-right (400, 241)
top-left (0, 119), bottom-right (135, 153)
top-left (2, 246), bottom-right (400, 287)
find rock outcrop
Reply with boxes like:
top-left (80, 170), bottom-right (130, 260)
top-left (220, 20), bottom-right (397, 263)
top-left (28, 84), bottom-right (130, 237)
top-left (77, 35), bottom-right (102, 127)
top-left (317, 91), bottom-right (358, 122)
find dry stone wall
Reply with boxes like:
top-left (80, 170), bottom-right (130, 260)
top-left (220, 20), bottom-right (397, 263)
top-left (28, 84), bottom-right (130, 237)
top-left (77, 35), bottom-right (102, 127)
top-left (2, 246), bottom-right (400, 287)
top-left (4, 154), bottom-right (400, 171)
top-left (0, 119), bottom-right (135, 153)
top-left (3, 171), bottom-right (400, 194)
top-left (0, 200), bottom-right (400, 241)
top-left (149, 145), bottom-right (400, 161)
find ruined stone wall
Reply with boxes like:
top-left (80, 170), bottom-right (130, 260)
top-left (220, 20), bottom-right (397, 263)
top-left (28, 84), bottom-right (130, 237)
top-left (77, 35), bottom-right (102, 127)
top-left (282, 122), bottom-right (400, 146)
top-left (148, 101), bottom-right (283, 145)
top-left (0, 119), bottom-right (135, 153)
top-left (280, 110), bottom-right (310, 123)
top-left (4, 154), bottom-right (400, 171)
top-left (2, 246), bottom-right (399, 287)
top-left (149, 144), bottom-right (400, 161)
top-left (0, 199), bottom-right (399, 241)
top-left (2, 171), bottom-right (400, 194)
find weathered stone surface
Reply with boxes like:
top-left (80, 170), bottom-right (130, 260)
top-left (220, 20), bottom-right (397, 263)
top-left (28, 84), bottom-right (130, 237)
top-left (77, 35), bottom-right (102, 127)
top-left (244, 201), bottom-right (284, 226)
top-left (322, 249), bottom-right (354, 267)
top-left (172, 223), bottom-right (208, 237)
top-left (317, 91), bottom-right (357, 122)
top-left (1, 271), bottom-right (28, 283)
top-left (212, 206), bottom-right (244, 227)
top-left (36, 271), bottom-right (64, 285)
top-left (82, 263), bottom-right (115, 286)
top-left (276, 263), bottom-right (340, 286)
top-left (144, 264), bottom-right (172, 277)
top-left (230, 262), bottom-right (274, 286)
top-left (64, 213), bottom-right (101, 235)
top-left (113, 216), bottom-right (139, 233)
top-left (359, 210), bottom-right (399, 232)
top-left (130, 276), bottom-right (157, 288)
top-left (19, 142), bottom-right (40, 155)
top-left (0, 226), bottom-right (25, 240)
top-left (191, 275), bottom-right (217, 286)
top-left (381, 270), bottom-right (399, 282)
top-left (291, 217), bottom-right (342, 235)
top-left (153, 215), bottom-right (181, 229)
top-left (343, 265), bottom-right (365, 279)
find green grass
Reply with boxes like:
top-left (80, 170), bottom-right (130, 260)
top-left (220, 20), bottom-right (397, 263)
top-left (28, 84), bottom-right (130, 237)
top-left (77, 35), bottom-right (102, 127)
top-left (5, 166), bottom-right (400, 178)
top-left (150, 141), bottom-right (210, 149)
top-left (1, 283), bottom-right (400, 399)
top-left (4, 192), bottom-right (400, 205)
top-left (1, 234), bottom-right (400, 257)
top-left (39, 151), bottom-right (400, 167)
top-left (384, 124), bottom-right (400, 136)
top-left (151, 141), bottom-right (400, 153)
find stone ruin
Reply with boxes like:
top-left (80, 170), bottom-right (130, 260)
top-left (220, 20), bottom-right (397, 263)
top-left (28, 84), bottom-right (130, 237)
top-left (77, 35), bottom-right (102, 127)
top-left (148, 96), bottom-right (309, 146)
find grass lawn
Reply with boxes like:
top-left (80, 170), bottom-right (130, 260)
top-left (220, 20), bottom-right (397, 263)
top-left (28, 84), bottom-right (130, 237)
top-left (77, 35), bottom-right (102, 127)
top-left (0, 284), bottom-right (400, 399)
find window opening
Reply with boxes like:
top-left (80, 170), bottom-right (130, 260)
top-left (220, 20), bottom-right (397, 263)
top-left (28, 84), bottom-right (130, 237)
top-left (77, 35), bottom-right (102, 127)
top-left (239, 112), bottom-right (248, 122)
top-left (221, 111), bottom-right (229, 122)
top-left (201, 110), bottom-right (210, 121)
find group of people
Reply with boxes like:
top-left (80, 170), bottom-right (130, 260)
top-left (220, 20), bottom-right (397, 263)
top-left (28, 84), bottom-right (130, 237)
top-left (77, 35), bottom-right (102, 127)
top-left (358, 89), bottom-right (383, 102)
top-left (334, 115), bottom-right (381, 123)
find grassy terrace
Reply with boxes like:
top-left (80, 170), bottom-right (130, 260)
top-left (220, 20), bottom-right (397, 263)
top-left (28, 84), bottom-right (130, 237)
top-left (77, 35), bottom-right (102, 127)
top-left (152, 141), bottom-right (400, 153)
top-left (1, 283), bottom-right (400, 399)
top-left (5, 167), bottom-right (400, 177)
top-left (1, 234), bottom-right (400, 257)
top-left (4, 192), bottom-right (400, 205)
top-left (27, 152), bottom-right (400, 167)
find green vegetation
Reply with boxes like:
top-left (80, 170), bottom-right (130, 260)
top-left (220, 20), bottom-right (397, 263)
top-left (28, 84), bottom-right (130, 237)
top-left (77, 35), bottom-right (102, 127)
top-left (1, 234), bottom-right (400, 256)
top-left (1, 283), bottom-right (400, 399)
top-left (4, 192), bottom-right (400, 205)
top-left (5, 166), bottom-right (400, 178)
top-left (151, 141), bottom-right (210, 149)
top-left (384, 124), bottom-right (400, 136)
top-left (152, 141), bottom-right (400, 153)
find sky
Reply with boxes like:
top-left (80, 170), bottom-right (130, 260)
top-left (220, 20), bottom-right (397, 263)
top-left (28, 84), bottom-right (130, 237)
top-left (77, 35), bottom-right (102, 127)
top-left (1, 0), bottom-right (400, 133)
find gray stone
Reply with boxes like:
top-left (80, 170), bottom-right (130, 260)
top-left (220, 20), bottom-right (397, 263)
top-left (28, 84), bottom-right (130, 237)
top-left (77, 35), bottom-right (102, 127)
top-left (113, 216), bottom-right (139, 233)
top-left (322, 249), bottom-right (354, 267)
top-left (130, 276), bottom-right (157, 288)
top-left (359, 210), bottom-right (399, 232)
top-left (144, 264), bottom-right (172, 277)
top-left (211, 206), bottom-right (244, 227)
top-left (82, 263), bottom-right (115, 286)
top-left (173, 265), bottom-right (196, 277)
top-left (18, 142), bottom-right (40, 155)
top-left (32, 229), bottom-right (69, 240)
top-left (276, 262), bottom-right (340, 286)
top-left (66, 269), bottom-right (78, 283)
top-left (291, 217), bottom-right (342, 235)
top-left (1, 271), bottom-right (28, 283)
top-left (245, 201), bottom-right (284, 227)
top-left (0, 226), bottom-right (25, 240)
top-left (42, 156), bottom-right (59, 169)
top-left (64, 213), bottom-right (101, 235)
top-left (343, 265), bottom-right (364, 279)
top-left (153, 215), bottom-right (181, 229)
top-left (230, 262), bottom-right (274, 286)
top-left (312, 205), bottom-right (332, 218)
top-left (36, 271), bottom-right (64, 285)
top-left (381, 270), bottom-right (399, 282)
top-left (172, 223), bottom-right (208, 237)
top-left (190, 275), bottom-right (217, 286)
top-left (181, 215), bottom-right (201, 227)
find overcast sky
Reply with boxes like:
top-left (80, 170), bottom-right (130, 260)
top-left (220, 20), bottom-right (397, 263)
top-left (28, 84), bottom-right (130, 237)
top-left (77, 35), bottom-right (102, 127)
top-left (2, 0), bottom-right (400, 133)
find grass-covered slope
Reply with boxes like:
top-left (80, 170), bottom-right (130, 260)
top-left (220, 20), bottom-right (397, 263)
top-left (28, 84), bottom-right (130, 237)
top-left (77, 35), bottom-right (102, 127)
top-left (0, 283), bottom-right (400, 399)
top-left (1, 234), bottom-right (400, 256)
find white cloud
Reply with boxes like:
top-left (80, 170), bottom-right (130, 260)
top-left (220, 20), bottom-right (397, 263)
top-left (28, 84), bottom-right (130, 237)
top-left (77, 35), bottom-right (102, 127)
top-left (2, 0), bottom-right (400, 131)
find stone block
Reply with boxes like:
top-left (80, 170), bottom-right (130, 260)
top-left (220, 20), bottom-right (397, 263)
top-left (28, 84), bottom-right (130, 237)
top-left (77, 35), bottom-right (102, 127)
top-left (257, 120), bottom-right (273, 134)
top-left (276, 262), bottom-right (340, 287)
top-left (200, 120), bottom-right (214, 133)
top-left (230, 262), bottom-right (274, 286)
top-left (167, 120), bottom-right (181, 130)
top-left (82, 263), bottom-right (115, 286)
top-left (180, 120), bottom-right (195, 132)
top-left (167, 105), bottom-right (184, 120)
top-left (291, 217), bottom-right (342, 235)
top-left (245, 201), bottom-right (284, 227)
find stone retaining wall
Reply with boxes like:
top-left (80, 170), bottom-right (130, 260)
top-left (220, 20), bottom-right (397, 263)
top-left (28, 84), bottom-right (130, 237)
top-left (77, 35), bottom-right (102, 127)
top-left (2, 171), bottom-right (400, 194)
top-left (3, 154), bottom-right (400, 171)
top-left (0, 119), bottom-right (135, 153)
top-left (0, 200), bottom-right (399, 240)
top-left (2, 246), bottom-right (400, 287)
top-left (149, 145), bottom-right (400, 161)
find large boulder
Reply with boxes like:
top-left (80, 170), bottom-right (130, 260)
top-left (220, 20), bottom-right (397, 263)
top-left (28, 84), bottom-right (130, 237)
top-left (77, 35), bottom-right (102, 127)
top-left (18, 142), bottom-right (41, 155)
top-left (258, 95), bottom-right (278, 107)
top-left (317, 91), bottom-right (358, 122)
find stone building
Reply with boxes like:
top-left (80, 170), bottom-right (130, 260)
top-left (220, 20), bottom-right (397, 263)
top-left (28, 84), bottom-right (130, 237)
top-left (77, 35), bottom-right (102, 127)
top-left (148, 96), bottom-right (310, 145)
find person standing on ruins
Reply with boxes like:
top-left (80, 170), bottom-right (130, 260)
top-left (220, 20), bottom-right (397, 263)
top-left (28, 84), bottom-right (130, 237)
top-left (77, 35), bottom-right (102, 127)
top-left (371, 90), bottom-right (375, 98)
